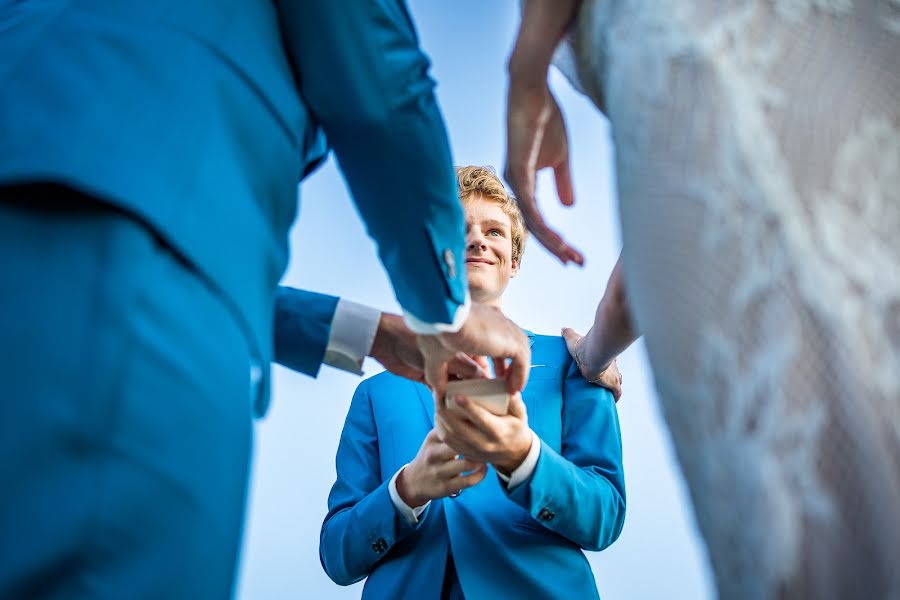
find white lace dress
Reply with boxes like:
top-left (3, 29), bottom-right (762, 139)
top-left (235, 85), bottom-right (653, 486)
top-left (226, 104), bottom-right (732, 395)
top-left (556, 1), bottom-right (900, 597)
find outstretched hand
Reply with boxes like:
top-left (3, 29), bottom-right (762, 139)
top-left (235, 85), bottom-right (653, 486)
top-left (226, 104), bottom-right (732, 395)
top-left (505, 82), bottom-right (583, 266)
top-left (417, 303), bottom-right (531, 402)
top-left (370, 313), bottom-right (493, 383)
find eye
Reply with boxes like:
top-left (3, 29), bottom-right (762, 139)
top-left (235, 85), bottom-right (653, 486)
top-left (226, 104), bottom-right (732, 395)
top-left (488, 229), bottom-right (503, 237)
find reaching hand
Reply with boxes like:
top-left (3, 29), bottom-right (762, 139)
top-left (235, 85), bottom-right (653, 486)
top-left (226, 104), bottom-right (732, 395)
top-left (505, 82), bottom-right (583, 266)
top-left (395, 429), bottom-right (488, 507)
top-left (370, 313), bottom-right (493, 383)
top-left (417, 303), bottom-right (531, 402)
top-left (436, 393), bottom-right (533, 476)
top-left (561, 327), bottom-right (623, 401)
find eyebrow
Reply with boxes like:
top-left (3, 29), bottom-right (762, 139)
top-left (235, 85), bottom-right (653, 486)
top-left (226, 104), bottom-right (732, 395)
top-left (480, 219), bottom-right (509, 230)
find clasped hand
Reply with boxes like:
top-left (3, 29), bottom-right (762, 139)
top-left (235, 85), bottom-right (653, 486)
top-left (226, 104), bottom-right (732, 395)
top-left (396, 430), bottom-right (487, 508)
top-left (435, 392), bottom-right (533, 477)
top-left (396, 393), bottom-right (533, 508)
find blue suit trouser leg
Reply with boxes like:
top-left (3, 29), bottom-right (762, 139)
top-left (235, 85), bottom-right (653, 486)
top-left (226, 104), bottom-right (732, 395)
top-left (0, 189), bottom-right (254, 599)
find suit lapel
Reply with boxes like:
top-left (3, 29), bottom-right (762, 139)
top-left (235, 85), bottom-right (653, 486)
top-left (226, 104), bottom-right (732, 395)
top-left (522, 330), bottom-right (537, 419)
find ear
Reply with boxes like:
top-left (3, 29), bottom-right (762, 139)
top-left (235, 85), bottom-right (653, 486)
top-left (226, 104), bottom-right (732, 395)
top-left (510, 257), bottom-right (519, 278)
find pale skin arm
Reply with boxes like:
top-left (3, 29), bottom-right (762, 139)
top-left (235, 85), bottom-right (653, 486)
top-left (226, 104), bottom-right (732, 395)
top-left (562, 255), bottom-right (639, 393)
top-left (505, 0), bottom-right (583, 266)
top-left (505, 2), bottom-right (638, 395)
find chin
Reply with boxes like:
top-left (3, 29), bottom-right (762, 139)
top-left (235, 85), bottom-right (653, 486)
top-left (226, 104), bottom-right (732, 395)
top-left (467, 279), bottom-right (492, 300)
top-left (467, 280), bottom-right (485, 297)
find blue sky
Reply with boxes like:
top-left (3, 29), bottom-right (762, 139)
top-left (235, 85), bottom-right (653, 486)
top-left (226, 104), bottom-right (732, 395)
top-left (238, 2), bottom-right (713, 598)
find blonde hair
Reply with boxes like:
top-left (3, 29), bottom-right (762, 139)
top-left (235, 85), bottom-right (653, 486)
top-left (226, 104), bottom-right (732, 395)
top-left (455, 166), bottom-right (527, 265)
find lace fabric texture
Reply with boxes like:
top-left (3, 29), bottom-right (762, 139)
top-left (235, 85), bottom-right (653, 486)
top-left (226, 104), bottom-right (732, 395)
top-left (556, 1), bottom-right (900, 597)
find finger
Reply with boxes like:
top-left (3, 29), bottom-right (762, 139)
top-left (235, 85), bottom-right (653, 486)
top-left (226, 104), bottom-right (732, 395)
top-left (450, 394), bottom-right (499, 435)
top-left (506, 163), bottom-right (556, 266)
top-left (450, 463), bottom-right (488, 491)
top-left (554, 155), bottom-right (575, 207)
top-left (438, 458), bottom-right (484, 478)
top-left (435, 413), bottom-right (467, 446)
top-left (529, 218), bottom-right (584, 266)
top-left (447, 352), bottom-right (490, 380)
top-left (503, 127), bottom-right (539, 211)
top-left (516, 190), bottom-right (583, 267)
top-left (439, 404), bottom-right (471, 430)
top-left (607, 360), bottom-right (623, 402)
top-left (424, 428), bottom-right (442, 443)
top-left (427, 440), bottom-right (460, 463)
top-left (440, 406), bottom-right (493, 448)
top-left (425, 360), bottom-right (449, 410)
top-left (599, 373), bottom-right (622, 402)
top-left (515, 188), bottom-right (581, 266)
top-left (561, 327), bottom-right (583, 360)
top-left (473, 355), bottom-right (491, 375)
top-left (492, 356), bottom-right (507, 380)
top-left (419, 334), bottom-right (454, 401)
top-left (505, 351), bottom-right (530, 395)
top-left (433, 417), bottom-right (452, 448)
top-left (507, 392), bottom-right (527, 420)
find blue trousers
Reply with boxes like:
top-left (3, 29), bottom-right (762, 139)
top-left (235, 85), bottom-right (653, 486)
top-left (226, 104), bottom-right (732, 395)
top-left (0, 187), bottom-right (254, 598)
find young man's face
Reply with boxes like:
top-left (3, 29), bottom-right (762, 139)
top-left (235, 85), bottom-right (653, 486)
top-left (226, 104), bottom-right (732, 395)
top-left (464, 194), bottom-right (517, 306)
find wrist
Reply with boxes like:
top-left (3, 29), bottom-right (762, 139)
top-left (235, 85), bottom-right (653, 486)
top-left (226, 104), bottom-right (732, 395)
top-left (396, 466), bottom-right (427, 508)
top-left (508, 0), bottom-right (578, 82)
top-left (369, 312), bottom-right (397, 358)
top-left (507, 51), bottom-right (552, 89)
top-left (368, 313), bottom-right (385, 361)
top-left (578, 330), bottom-right (612, 374)
top-left (494, 430), bottom-right (533, 475)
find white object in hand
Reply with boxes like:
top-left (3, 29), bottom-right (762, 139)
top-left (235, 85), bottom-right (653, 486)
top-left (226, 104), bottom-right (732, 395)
top-left (445, 378), bottom-right (509, 415)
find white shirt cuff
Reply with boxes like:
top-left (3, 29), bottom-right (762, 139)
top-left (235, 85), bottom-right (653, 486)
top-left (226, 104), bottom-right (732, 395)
top-left (322, 299), bottom-right (381, 375)
top-left (495, 430), bottom-right (541, 490)
top-left (388, 465), bottom-right (430, 526)
top-left (402, 293), bottom-right (470, 335)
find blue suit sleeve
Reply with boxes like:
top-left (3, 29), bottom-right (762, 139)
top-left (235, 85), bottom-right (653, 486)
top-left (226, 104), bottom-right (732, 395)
top-left (273, 286), bottom-right (338, 377)
top-left (276, 0), bottom-right (468, 325)
top-left (320, 380), bottom-right (426, 585)
top-left (507, 361), bottom-right (627, 552)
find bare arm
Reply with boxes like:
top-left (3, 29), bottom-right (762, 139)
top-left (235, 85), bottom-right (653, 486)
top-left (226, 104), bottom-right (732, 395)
top-left (508, 0), bottom-right (580, 85)
top-left (505, 0), bottom-right (584, 265)
top-left (563, 255), bottom-right (639, 390)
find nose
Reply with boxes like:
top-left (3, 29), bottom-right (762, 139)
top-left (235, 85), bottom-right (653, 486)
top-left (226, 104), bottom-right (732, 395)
top-left (466, 230), bottom-right (487, 252)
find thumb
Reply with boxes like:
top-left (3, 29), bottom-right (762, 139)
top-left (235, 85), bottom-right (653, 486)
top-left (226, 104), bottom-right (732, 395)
top-left (473, 355), bottom-right (491, 375)
top-left (508, 392), bottom-right (527, 420)
top-left (425, 359), bottom-right (449, 409)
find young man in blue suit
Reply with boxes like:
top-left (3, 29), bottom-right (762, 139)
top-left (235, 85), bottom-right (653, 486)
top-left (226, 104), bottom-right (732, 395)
top-left (0, 2), bottom-right (530, 597)
top-left (321, 167), bottom-right (626, 599)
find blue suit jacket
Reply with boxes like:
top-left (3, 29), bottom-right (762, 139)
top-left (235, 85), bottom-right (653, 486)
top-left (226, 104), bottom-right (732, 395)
top-left (0, 0), bottom-right (467, 414)
top-left (320, 333), bottom-right (626, 600)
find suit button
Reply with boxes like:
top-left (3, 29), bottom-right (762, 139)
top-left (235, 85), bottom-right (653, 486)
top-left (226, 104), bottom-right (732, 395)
top-left (371, 538), bottom-right (388, 554)
top-left (537, 507), bottom-right (555, 522)
top-left (443, 249), bottom-right (456, 278)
